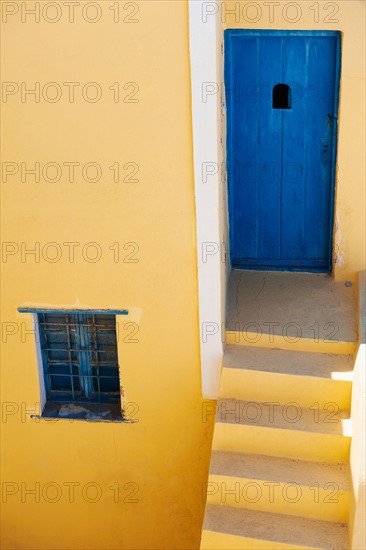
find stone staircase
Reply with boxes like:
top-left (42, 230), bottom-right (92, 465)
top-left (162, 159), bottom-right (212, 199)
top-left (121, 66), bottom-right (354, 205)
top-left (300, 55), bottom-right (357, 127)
top-left (200, 344), bottom-right (355, 549)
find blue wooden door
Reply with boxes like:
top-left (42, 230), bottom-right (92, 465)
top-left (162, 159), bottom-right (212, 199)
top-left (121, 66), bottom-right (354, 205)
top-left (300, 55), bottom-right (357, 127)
top-left (224, 30), bottom-right (341, 271)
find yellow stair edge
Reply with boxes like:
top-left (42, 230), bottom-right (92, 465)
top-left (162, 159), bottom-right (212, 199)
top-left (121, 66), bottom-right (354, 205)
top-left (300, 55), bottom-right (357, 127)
top-left (213, 423), bottom-right (351, 463)
top-left (219, 368), bottom-right (352, 411)
top-left (206, 473), bottom-right (350, 522)
top-left (225, 331), bottom-right (357, 354)
top-left (201, 529), bottom-right (320, 550)
top-left (200, 505), bottom-right (348, 550)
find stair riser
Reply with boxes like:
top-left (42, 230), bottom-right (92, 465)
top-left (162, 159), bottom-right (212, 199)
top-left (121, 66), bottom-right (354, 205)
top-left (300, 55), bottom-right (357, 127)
top-left (219, 369), bottom-right (352, 411)
top-left (201, 530), bottom-right (319, 550)
top-left (225, 331), bottom-right (356, 355)
top-left (213, 424), bottom-right (350, 463)
top-left (206, 474), bottom-right (350, 522)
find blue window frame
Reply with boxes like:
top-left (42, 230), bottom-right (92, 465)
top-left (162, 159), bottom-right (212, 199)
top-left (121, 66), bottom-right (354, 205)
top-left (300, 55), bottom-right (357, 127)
top-left (37, 312), bottom-right (121, 404)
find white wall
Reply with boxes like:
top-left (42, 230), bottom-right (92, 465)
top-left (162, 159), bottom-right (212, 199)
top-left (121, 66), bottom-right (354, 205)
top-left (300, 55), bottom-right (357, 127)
top-left (350, 271), bottom-right (366, 550)
top-left (188, 0), bottom-right (228, 398)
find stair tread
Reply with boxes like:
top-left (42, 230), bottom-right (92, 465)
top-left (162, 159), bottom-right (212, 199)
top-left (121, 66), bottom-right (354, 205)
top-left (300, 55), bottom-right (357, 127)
top-left (224, 345), bottom-right (353, 379)
top-left (210, 451), bottom-right (351, 489)
top-left (203, 504), bottom-right (348, 549)
top-left (216, 399), bottom-right (350, 436)
top-left (226, 270), bottom-right (357, 345)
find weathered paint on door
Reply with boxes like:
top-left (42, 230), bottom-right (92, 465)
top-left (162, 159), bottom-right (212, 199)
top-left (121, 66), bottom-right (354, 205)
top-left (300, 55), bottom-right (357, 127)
top-left (224, 30), bottom-right (341, 271)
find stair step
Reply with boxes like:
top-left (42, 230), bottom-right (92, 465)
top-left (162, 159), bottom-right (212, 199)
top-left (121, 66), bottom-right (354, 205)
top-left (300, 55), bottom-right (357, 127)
top-left (210, 451), bottom-right (351, 488)
top-left (225, 270), bottom-right (357, 356)
top-left (215, 399), bottom-right (350, 433)
top-left (213, 399), bottom-right (351, 462)
top-left (201, 505), bottom-right (348, 549)
top-left (206, 451), bottom-right (350, 521)
top-left (224, 345), bottom-right (353, 378)
top-left (220, 346), bottom-right (353, 410)
top-left (225, 330), bottom-right (356, 354)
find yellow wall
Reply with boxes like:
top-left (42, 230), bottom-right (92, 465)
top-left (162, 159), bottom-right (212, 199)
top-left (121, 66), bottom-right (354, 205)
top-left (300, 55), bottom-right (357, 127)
top-left (221, 0), bottom-right (366, 281)
top-left (0, 1), bottom-right (214, 548)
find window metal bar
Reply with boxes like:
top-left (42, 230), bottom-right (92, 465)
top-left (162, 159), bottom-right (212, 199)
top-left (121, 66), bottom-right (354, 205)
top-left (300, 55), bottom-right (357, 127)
top-left (92, 314), bottom-right (102, 402)
top-left (80, 314), bottom-right (94, 399)
top-left (46, 373), bottom-right (118, 379)
top-left (42, 324), bottom-right (113, 330)
top-left (66, 314), bottom-right (76, 400)
top-left (45, 347), bottom-right (115, 356)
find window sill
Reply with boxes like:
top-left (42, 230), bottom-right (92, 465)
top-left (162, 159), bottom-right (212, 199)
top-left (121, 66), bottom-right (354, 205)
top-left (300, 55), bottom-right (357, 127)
top-left (35, 401), bottom-right (128, 423)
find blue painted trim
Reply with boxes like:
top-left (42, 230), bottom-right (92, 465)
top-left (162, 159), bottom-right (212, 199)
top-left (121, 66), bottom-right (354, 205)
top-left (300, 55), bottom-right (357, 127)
top-left (232, 265), bottom-right (329, 274)
top-left (18, 308), bottom-right (128, 315)
top-left (233, 259), bottom-right (328, 267)
top-left (224, 32), bottom-right (234, 271)
top-left (328, 33), bottom-right (342, 273)
top-left (38, 313), bottom-right (52, 399)
top-left (224, 30), bottom-right (341, 37)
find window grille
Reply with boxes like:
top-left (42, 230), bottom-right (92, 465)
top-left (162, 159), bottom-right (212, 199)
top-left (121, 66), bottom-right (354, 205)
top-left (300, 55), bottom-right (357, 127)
top-left (37, 313), bottom-right (121, 404)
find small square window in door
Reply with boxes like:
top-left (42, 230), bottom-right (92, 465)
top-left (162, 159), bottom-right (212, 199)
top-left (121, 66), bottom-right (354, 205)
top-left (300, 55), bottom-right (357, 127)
top-left (273, 83), bottom-right (291, 109)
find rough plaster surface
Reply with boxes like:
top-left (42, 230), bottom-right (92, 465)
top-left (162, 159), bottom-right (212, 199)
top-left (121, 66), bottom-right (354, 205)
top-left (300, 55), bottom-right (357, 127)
top-left (210, 450), bottom-right (351, 489)
top-left (204, 505), bottom-right (348, 548)
top-left (227, 270), bottom-right (357, 343)
top-left (216, 398), bottom-right (349, 434)
top-left (224, 345), bottom-right (353, 378)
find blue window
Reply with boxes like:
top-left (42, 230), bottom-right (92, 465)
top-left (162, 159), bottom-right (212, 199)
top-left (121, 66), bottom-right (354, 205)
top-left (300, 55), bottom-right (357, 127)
top-left (38, 313), bottom-right (121, 406)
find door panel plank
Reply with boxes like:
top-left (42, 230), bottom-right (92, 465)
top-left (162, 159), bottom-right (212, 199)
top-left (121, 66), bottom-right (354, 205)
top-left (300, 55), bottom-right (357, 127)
top-left (281, 36), bottom-right (307, 263)
top-left (257, 37), bottom-right (283, 262)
